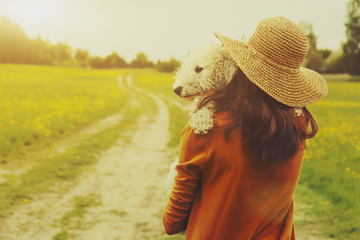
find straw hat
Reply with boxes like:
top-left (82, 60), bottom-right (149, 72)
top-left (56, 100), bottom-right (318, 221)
top-left (215, 17), bottom-right (327, 107)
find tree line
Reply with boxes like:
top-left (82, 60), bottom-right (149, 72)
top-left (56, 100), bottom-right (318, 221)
top-left (0, 16), bottom-right (180, 72)
top-left (300, 0), bottom-right (360, 75)
top-left (0, 0), bottom-right (359, 75)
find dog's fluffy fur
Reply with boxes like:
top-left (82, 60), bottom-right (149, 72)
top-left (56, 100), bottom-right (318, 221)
top-left (173, 42), bottom-right (238, 134)
top-left (166, 43), bottom-right (238, 194)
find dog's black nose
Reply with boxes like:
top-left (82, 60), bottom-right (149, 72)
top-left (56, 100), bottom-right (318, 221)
top-left (174, 86), bottom-right (183, 96)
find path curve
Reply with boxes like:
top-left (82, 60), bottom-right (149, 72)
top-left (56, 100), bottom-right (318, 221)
top-left (0, 75), bottom-right (171, 240)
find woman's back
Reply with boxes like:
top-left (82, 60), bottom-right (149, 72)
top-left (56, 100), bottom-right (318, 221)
top-left (163, 112), bottom-right (307, 239)
top-left (163, 17), bottom-right (327, 240)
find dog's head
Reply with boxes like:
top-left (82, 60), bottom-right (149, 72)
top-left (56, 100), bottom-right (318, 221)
top-left (173, 43), bottom-right (238, 98)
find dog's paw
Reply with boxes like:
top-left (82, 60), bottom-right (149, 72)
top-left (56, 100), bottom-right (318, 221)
top-left (189, 107), bottom-right (214, 134)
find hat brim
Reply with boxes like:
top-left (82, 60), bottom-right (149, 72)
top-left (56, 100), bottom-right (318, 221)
top-left (215, 33), bottom-right (328, 107)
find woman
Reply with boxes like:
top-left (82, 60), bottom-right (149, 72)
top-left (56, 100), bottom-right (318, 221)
top-left (163, 17), bottom-right (327, 239)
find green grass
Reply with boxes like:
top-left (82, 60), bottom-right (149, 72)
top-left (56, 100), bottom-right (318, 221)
top-left (163, 232), bottom-right (186, 240)
top-left (137, 70), bottom-right (175, 95)
top-left (52, 230), bottom-right (69, 240)
top-left (0, 109), bottom-right (137, 217)
top-left (60, 194), bottom-right (102, 228)
top-left (295, 77), bottom-right (360, 239)
top-left (52, 193), bottom-right (102, 240)
top-left (0, 64), bottom-right (131, 161)
top-left (166, 104), bottom-right (188, 149)
top-left (52, 194), bottom-right (102, 240)
top-left (1, 65), bottom-right (359, 239)
top-left (0, 84), bottom-right (157, 217)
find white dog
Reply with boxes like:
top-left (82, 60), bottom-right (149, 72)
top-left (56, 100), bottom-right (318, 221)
top-left (173, 42), bottom-right (238, 134)
top-left (166, 42), bottom-right (238, 194)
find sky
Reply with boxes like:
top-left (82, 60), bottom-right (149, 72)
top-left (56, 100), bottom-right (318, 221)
top-left (0, 0), bottom-right (349, 62)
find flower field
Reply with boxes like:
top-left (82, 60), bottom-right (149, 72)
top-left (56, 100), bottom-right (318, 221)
top-left (0, 65), bottom-right (359, 239)
top-left (0, 65), bottom-right (129, 161)
top-left (296, 78), bottom-right (360, 239)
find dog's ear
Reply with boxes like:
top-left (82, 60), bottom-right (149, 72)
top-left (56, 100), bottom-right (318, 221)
top-left (212, 54), bottom-right (238, 88)
top-left (222, 56), bottom-right (238, 84)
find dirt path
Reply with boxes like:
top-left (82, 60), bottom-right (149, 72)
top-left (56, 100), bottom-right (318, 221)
top-left (0, 75), bottom-right (172, 240)
top-left (0, 74), bottom-right (329, 240)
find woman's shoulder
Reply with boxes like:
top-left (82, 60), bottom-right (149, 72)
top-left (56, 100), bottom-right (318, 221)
top-left (180, 112), bottom-right (235, 151)
top-left (181, 112), bottom-right (231, 138)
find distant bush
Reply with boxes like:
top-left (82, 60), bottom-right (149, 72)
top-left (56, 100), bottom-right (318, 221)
top-left (89, 52), bottom-right (127, 69)
top-left (324, 49), bottom-right (346, 73)
top-left (130, 52), bottom-right (154, 68)
top-left (305, 52), bottom-right (325, 73)
top-left (155, 58), bottom-right (181, 72)
top-left (89, 57), bottom-right (105, 68)
top-left (104, 52), bottom-right (127, 68)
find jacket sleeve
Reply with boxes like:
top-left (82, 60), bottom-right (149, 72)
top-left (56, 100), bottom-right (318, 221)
top-left (163, 124), bottom-right (213, 235)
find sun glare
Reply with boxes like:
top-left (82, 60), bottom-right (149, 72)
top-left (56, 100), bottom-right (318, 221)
top-left (19, 3), bottom-right (47, 16)
top-left (6, 1), bottom-right (54, 22)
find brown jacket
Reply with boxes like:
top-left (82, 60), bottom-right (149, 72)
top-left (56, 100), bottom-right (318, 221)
top-left (163, 113), bottom-right (307, 239)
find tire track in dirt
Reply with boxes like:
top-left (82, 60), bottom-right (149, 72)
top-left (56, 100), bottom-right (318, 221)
top-left (0, 75), bottom-right (171, 240)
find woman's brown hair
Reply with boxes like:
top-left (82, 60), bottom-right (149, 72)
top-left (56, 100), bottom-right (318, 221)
top-left (199, 69), bottom-right (318, 165)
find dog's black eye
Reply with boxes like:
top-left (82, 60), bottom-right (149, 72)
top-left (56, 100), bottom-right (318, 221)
top-left (195, 66), bottom-right (204, 73)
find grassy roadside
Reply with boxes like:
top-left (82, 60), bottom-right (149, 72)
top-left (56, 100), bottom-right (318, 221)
top-left (52, 193), bottom-right (103, 240)
top-left (136, 70), bottom-right (188, 150)
top-left (294, 79), bottom-right (360, 240)
top-left (166, 103), bottom-right (187, 149)
top-left (294, 184), bottom-right (333, 238)
top-left (0, 89), bottom-right (156, 218)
